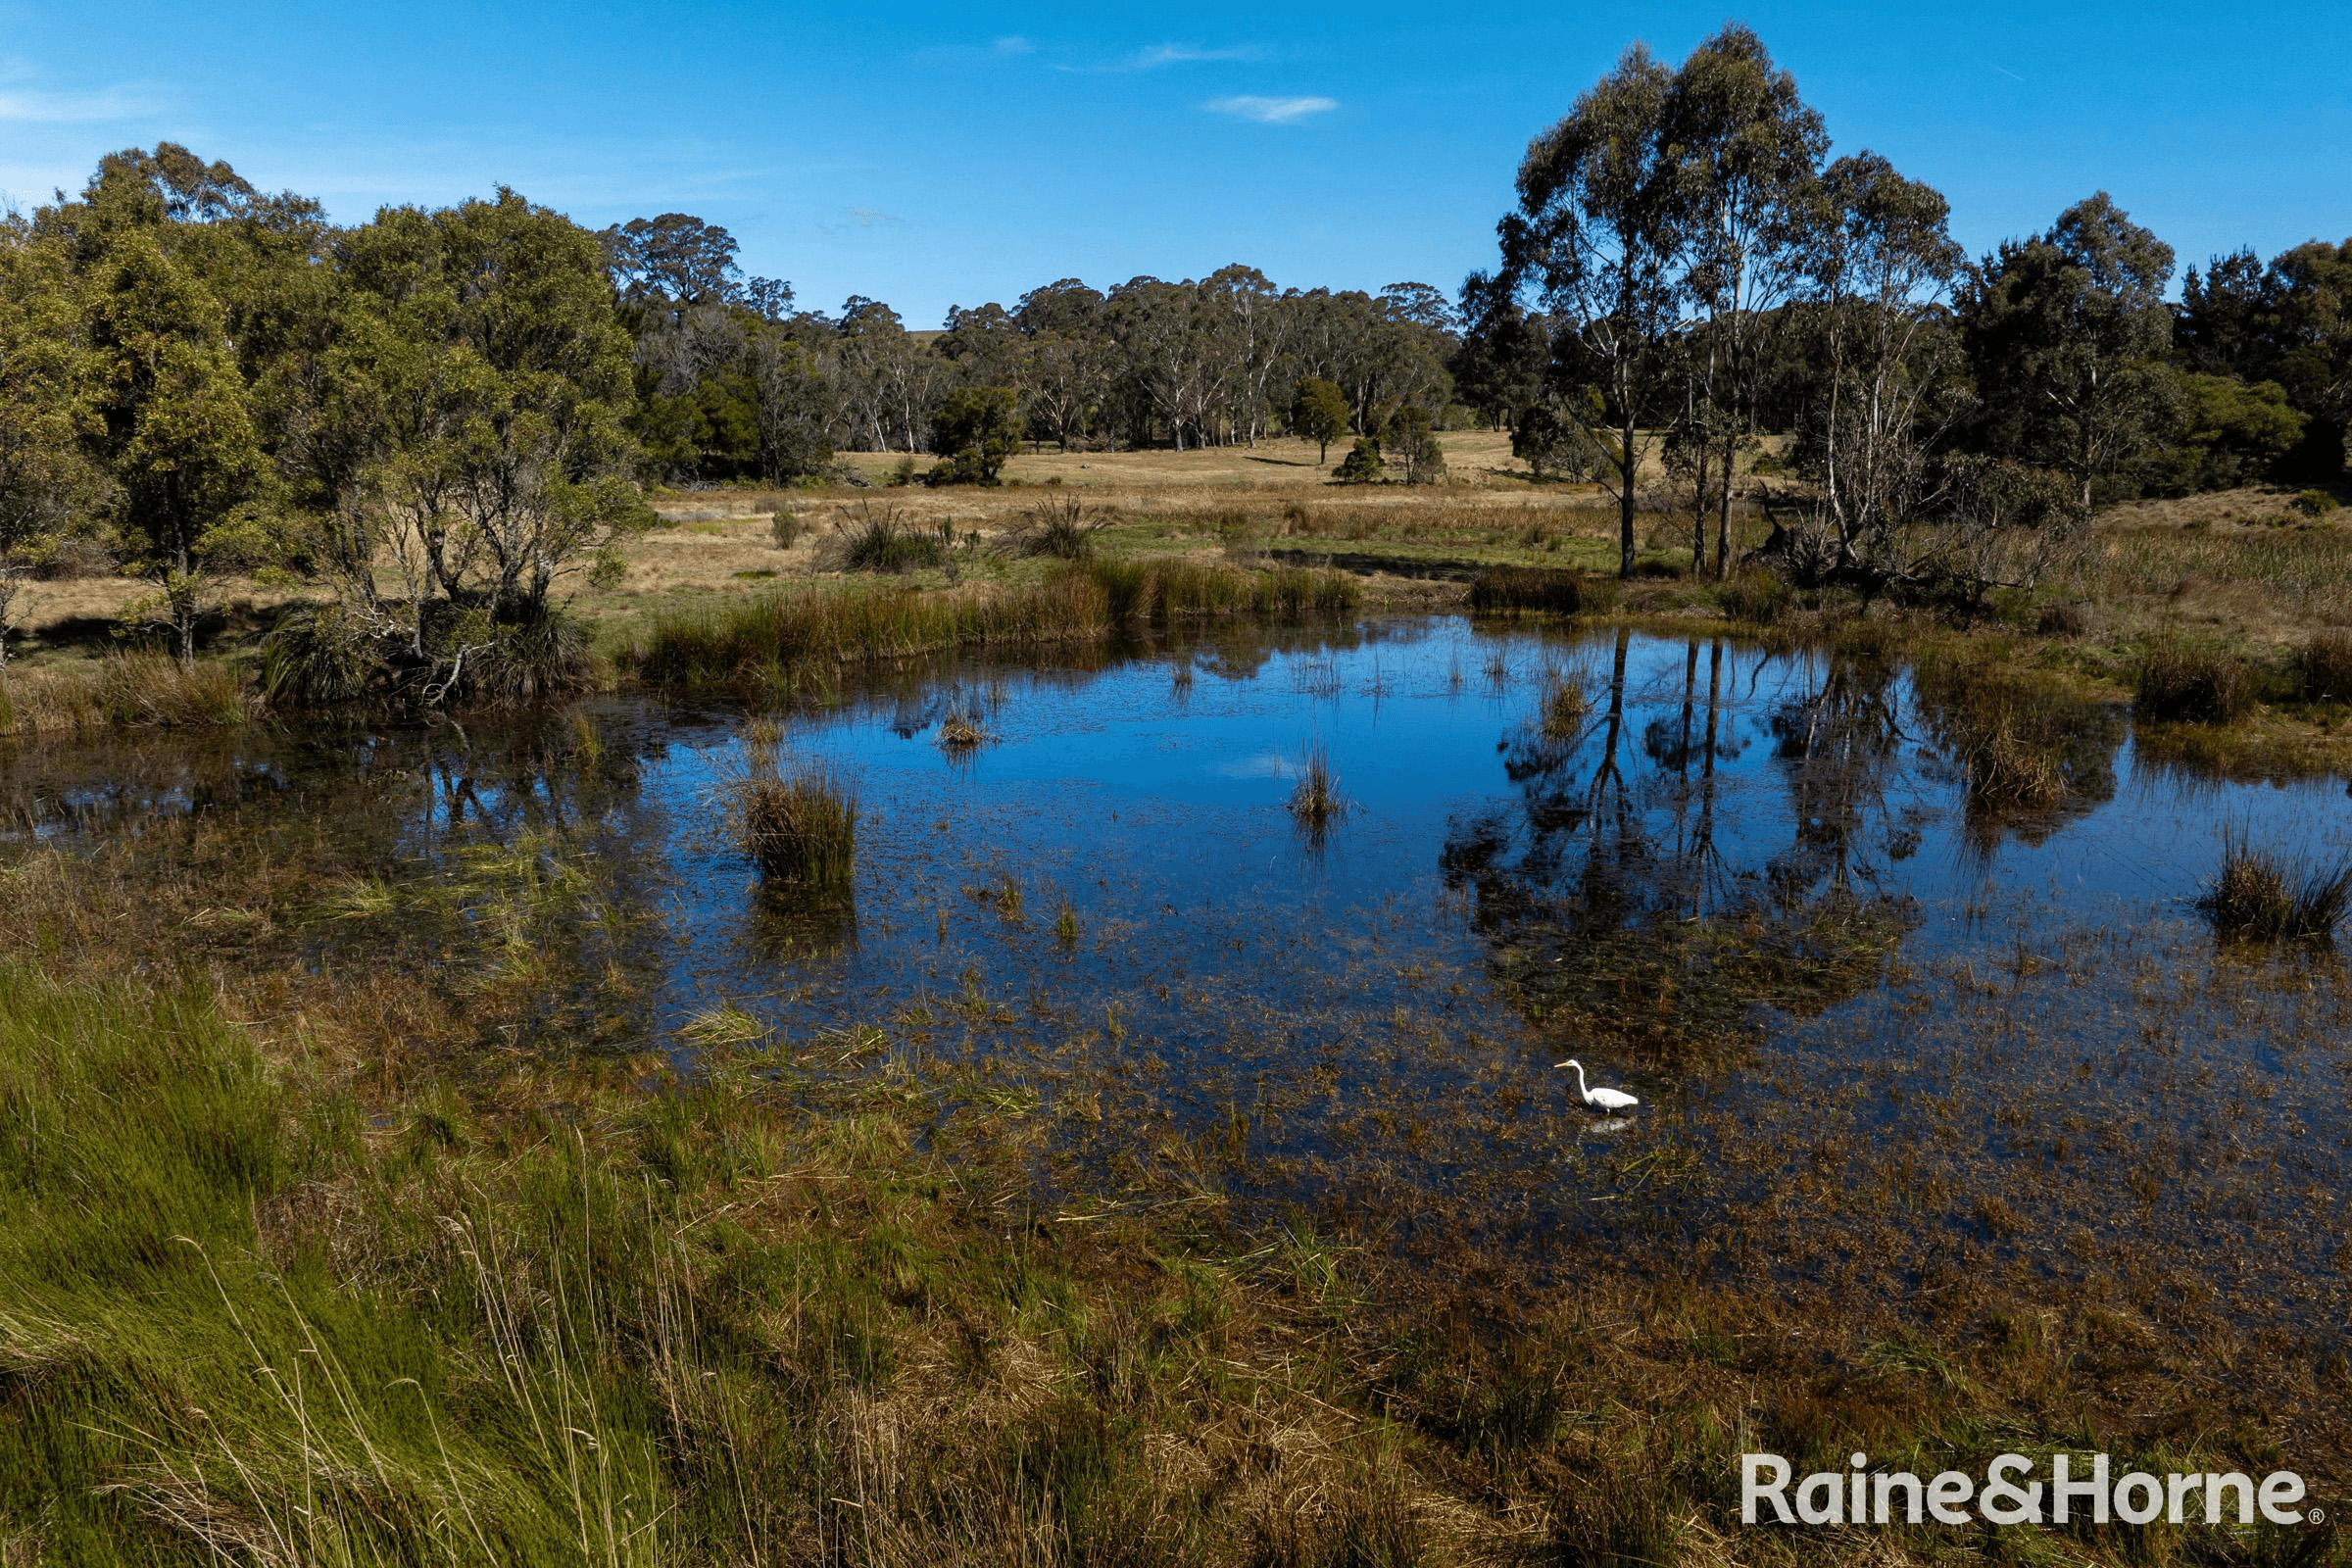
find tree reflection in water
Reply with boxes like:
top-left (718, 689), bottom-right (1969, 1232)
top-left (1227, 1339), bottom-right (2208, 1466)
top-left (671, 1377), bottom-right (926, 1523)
top-left (1443, 630), bottom-right (1920, 1061)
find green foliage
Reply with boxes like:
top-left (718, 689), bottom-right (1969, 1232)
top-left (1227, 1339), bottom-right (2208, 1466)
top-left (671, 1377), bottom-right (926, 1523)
top-left (822, 507), bottom-right (947, 573)
top-left (2138, 372), bottom-right (2305, 493)
top-left (1510, 403), bottom-right (1597, 481)
top-left (927, 385), bottom-right (1022, 485)
top-left (1960, 193), bottom-right (2177, 505)
top-left (769, 510), bottom-right (801, 549)
top-left (2289, 489), bottom-right (2340, 518)
top-left (1333, 436), bottom-right (1385, 484)
top-left (262, 602), bottom-right (378, 708)
top-left (1288, 376), bottom-right (1350, 463)
top-left (1389, 404), bottom-right (1447, 485)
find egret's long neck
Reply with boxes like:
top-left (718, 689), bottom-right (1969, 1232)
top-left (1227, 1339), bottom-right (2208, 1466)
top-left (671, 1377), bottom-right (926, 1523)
top-left (1571, 1063), bottom-right (1590, 1100)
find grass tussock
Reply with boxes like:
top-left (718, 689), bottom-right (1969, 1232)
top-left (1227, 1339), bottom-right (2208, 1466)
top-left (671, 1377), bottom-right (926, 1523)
top-left (738, 758), bottom-right (858, 892)
top-left (636, 561), bottom-right (1355, 687)
top-left (2135, 637), bottom-right (2255, 724)
top-left (1467, 565), bottom-right (1584, 616)
top-left (1714, 565), bottom-right (1791, 626)
top-left (1006, 495), bottom-right (1105, 560)
top-left (2203, 831), bottom-right (2352, 943)
top-left (821, 506), bottom-right (949, 573)
top-left (1287, 742), bottom-right (1346, 829)
top-left (1540, 669), bottom-right (1590, 741)
top-left (2292, 631), bottom-right (2352, 704)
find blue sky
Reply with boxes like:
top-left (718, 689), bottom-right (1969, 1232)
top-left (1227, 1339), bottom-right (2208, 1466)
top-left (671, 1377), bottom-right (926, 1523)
top-left (4, 2), bottom-right (2347, 324)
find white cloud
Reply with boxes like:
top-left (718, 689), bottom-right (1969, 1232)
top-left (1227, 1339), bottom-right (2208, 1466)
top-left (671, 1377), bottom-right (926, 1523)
top-left (992, 36), bottom-right (1034, 56)
top-left (1057, 42), bottom-right (1259, 74)
top-left (1134, 43), bottom-right (1253, 68)
top-left (1204, 95), bottom-right (1336, 125)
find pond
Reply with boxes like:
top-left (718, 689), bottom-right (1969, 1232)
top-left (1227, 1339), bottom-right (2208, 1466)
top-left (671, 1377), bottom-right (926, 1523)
top-left (7, 617), bottom-right (2349, 1342)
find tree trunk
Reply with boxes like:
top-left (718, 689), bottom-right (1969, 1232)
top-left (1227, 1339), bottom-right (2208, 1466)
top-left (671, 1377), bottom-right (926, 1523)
top-left (1716, 423), bottom-right (1738, 579)
top-left (1618, 410), bottom-right (1639, 579)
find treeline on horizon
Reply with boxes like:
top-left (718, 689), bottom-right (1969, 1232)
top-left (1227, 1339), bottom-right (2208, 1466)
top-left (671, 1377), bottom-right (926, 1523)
top-left (0, 22), bottom-right (2345, 693)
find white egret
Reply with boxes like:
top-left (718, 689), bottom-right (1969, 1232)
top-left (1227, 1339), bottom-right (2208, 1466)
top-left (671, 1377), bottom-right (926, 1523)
top-left (1555, 1058), bottom-right (1639, 1115)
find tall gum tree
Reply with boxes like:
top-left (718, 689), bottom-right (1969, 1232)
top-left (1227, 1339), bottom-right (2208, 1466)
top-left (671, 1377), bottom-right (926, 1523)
top-left (1498, 44), bottom-right (1683, 579)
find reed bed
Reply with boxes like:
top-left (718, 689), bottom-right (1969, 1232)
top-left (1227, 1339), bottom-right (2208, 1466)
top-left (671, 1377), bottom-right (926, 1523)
top-left (1467, 565), bottom-right (1586, 616)
top-left (636, 561), bottom-right (1356, 687)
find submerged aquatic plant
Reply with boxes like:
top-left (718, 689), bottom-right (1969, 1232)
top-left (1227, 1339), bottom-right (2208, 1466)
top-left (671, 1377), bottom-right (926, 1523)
top-left (2202, 830), bottom-right (2352, 943)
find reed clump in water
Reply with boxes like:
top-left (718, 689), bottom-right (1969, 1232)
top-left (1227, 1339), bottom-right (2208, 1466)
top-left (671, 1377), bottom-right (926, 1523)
top-left (1287, 742), bottom-right (1347, 830)
top-left (737, 752), bottom-right (857, 893)
top-left (2203, 831), bottom-right (2352, 943)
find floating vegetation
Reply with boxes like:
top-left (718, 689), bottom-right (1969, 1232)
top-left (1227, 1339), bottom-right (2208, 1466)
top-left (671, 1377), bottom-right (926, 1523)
top-left (937, 711), bottom-right (987, 751)
top-left (678, 1003), bottom-right (769, 1048)
top-left (2203, 830), bottom-right (2352, 943)
top-left (1054, 896), bottom-right (1080, 945)
top-left (1539, 668), bottom-right (1590, 741)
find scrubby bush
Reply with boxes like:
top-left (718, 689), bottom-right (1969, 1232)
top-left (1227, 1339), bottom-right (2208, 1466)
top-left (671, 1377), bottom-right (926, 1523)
top-left (770, 511), bottom-right (802, 549)
top-left (822, 508), bottom-right (946, 573)
top-left (262, 604), bottom-right (378, 708)
top-left (1333, 438), bottom-right (1385, 484)
top-left (2288, 489), bottom-right (2339, 518)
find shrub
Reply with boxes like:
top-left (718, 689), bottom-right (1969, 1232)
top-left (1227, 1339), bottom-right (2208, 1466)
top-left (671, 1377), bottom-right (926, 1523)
top-left (927, 387), bottom-right (1023, 485)
top-left (2135, 638), bottom-right (2253, 724)
top-left (1469, 567), bottom-right (1583, 616)
top-left (1333, 438), bottom-right (1385, 484)
top-left (2294, 631), bottom-right (2352, 703)
top-left (2288, 489), bottom-right (2340, 518)
top-left (451, 610), bottom-right (592, 703)
top-left (770, 511), bottom-right (802, 550)
top-left (2035, 602), bottom-right (2089, 638)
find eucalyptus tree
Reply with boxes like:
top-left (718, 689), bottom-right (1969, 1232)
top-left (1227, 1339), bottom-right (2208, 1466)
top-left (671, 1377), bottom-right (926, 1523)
top-left (1960, 193), bottom-right (2177, 506)
top-left (1794, 153), bottom-right (1967, 576)
top-left (1497, 43), bottom-right (1684, 577)
top-left (1666, 24), bottom-right (1827, 576)
top-left (0, 218), bottom-right (95, 663)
